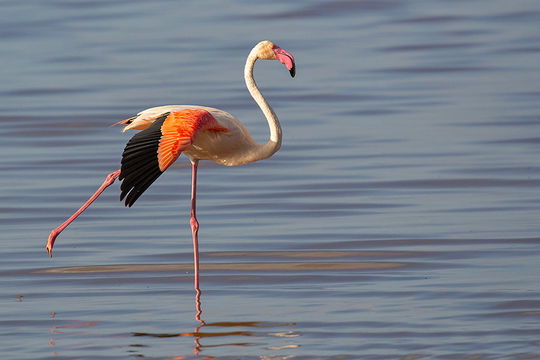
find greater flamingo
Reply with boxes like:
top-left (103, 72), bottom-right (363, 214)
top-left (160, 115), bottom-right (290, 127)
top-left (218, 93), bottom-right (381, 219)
top-left (46, 40), bottom-right (295, 289)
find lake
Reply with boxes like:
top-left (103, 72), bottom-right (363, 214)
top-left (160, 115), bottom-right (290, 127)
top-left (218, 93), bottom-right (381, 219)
top-left (1, 0), bottom-right (540, 359)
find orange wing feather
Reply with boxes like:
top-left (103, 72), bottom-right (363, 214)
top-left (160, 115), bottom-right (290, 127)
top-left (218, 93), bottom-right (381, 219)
top-left (157, 109), bottom-right (227, 171)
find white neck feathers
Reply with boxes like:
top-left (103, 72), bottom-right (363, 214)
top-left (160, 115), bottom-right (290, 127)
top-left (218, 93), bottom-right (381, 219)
top-left (243, 52), bottom-right (282, 159)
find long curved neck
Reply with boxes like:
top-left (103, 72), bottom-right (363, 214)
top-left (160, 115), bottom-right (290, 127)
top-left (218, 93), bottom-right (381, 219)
top-left (243, 53), bottom-right (282, 160)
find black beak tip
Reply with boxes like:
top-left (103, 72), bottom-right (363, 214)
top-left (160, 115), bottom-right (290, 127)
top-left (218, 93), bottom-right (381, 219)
top-left (289, 66), bottom-right (296, 78)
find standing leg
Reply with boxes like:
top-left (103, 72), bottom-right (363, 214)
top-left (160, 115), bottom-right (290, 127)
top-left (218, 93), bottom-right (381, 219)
top-left (189, 160), bottom-right (200, 290)
top-left (46, 170), bottom-right (121, 256)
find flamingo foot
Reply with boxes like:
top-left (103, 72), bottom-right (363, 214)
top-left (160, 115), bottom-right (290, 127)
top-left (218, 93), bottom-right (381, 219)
top-left (46, 231), bottom-right (59, 257)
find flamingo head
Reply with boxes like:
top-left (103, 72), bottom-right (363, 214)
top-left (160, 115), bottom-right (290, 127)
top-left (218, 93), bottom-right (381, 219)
top-left (111, 112), bottom-right (155, 132)
top-left (111, 116), bottom-right (136, 131)
top-left (254, 40), bottom-right (296, 78)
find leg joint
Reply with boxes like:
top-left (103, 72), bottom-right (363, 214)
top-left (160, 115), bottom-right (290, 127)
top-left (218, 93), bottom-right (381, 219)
top-left (190, 216), bottom-right (199, 232)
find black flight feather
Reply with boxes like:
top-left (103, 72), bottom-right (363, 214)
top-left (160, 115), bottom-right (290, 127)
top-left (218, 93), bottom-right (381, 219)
top-left (119, 112), bottom-right (170, 207)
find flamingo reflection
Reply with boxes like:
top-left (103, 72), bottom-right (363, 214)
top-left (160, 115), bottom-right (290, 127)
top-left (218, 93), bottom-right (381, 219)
top-left (193, 288), bottom-right (206, 355)
top-left (132, 288), bottom-right (299, 357)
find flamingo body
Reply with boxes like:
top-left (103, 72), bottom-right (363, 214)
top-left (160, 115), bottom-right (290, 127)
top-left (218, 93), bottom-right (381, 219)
top-left (120, 109), bottom-right (233, 207)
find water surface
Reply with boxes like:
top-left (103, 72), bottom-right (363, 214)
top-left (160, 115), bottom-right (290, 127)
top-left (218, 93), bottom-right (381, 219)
top-left (1, 0), bottom-right (540, 359)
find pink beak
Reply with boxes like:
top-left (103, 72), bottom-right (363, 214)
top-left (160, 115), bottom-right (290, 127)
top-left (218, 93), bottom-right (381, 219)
top-left (273, 47), bottom-right (296, 77)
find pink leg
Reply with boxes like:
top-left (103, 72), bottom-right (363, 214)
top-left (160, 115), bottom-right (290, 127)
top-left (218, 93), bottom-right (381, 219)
top-left (46, 170), bottom-right (121, 257)
top-left (189, 160), bottom-right (200, 290)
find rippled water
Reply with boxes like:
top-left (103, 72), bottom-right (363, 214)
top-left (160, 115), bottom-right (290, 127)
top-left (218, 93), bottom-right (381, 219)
top-left (1, 0), bottom-right (540, 359)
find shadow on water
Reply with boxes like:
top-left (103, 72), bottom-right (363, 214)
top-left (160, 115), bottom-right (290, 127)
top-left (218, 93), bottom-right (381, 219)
top-left (37, 260), bottom-right (407, 274)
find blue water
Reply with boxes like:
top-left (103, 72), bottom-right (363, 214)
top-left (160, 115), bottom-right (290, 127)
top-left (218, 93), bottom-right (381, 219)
top-left (1, 0), bottom-right (540, 359)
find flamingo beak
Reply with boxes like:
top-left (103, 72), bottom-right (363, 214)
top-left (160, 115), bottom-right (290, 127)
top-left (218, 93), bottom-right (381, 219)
top-left (110, 116), bottom-right (136, 128)
top-left (273, 47), bottom-right (296, 78)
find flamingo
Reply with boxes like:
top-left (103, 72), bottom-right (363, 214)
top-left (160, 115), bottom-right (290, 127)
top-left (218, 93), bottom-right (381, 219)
top-left (46, 40), bottom-right (295, 289)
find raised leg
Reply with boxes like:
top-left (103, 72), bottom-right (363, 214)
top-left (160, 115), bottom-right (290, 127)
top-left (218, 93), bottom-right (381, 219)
top-left (46, 170), bottom-right (121, 257)
top-left (190, 160), bottom-right (201, 290)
